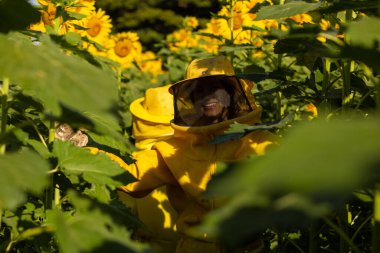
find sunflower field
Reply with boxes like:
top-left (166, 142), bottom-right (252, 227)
top-left (0, 0), bottom-right (380, 252)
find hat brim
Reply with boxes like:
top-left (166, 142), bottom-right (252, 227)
top-left (130, 97), bottom-right (173, 124)
top-left (169, 74), bottom-right (236, 95)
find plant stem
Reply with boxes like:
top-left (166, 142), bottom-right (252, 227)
top-left (375, 76), bottom-right (380, 116)
top-left (308, 221), bottom-right (319, 253)
top-left (1, 77), bottom-right (9, 155)
top-left (351, 213), bottom-right (372, 241)
top-left (5, 225), bottom-right (55, 253)
top-left (0, 77), bottom-right (9, 230)
top-left (373, 183), bottom-right (380, 253)
top-left (341, 9), bottom-right (353, 114)
top-left (323, 217), bottom-right (362, 253)
top-left (276, 91), bottom-right (282, 121)
top-left (286, 237), bottom-right (305, 253)
top-left (322, 58), bottom-right (331, 101)
top-left (45, 119), bottom-right (56, 210)
top-left (338, 205), bottom-right (350, 253)
top-left (228, 0), bottom-right (235, 62)
top-left (0, 208), bottom-right (2, 231)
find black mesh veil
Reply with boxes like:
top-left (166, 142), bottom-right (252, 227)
top-left (170, 75), bottom-right (253, 127)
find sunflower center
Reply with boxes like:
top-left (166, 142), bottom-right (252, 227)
top-left (114, 40), bottom-right (132, 57)
top-left (87, 19), bottom-right (101, 37)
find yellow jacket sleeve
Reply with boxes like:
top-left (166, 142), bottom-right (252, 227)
top-left (247, 130), bottom-right (280, 156)
top-left (87, 147), bottom-right (176, 197)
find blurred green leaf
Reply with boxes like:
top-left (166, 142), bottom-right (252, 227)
top-left (64, 32), bottom-right (82, 46)
top-left (84, 112), bottom-right (134, 155)
top-left (46, 193), bottom-right (150, 253)
top-left (346, 16), bottom-right (380, 49)
top-left (208, 118), bottom-right (380, 197)
top-left (0, 149), bottom-right (49, 209)
top-left (52, 141), bottom-right (135, 189)
top-left (0, 33), bottom-right (119, 120)
top-left (0, 0), bottom-right (40, 33)
top-left (339, 46), bottom-right (380, 71)
top-left (318, 0), bottom-right (379, 14)
top-left (201, 118), bottom-right (380, 245)
top-left (65, 11), bottom-right (87, 21)
top-left (210, 113), bottom-right (293, 144)
top-left (255, 2), bottom-right (321, 20)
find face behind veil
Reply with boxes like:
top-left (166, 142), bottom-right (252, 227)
top-left (171, 75), bottom-right (252, 127)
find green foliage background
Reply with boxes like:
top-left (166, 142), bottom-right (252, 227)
top-left (95, 0), bottom-right (220, 50)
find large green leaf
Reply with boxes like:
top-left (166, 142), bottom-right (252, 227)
top-left (46, 193), bottom-right (150, 253)
top-left (0, 149), bottom-right (49, 209)
top-left (0, 33), bottom-right (119, 120)
top-left (0, 0), bottom-right (40, 33)
top-left (346, 16), bottom-right (380, 49)
top-left (84, 112), bottom-right (135, 155)
top-left (52, 141), bottom-right (135, 189)
top-left (255, 2), bottom-right (321, 20)
top-left (210, 113), bottom-right (293, 144)
top-left (199, 118), bottom-right (380, 245)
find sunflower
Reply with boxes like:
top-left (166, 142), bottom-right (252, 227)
top-left (107, 32), bottom-right (142, 69)
top-left (304, 103), bottom-right (318, 120)
top-left (31, 2), bottom-right (69, 34)
top-left (183, 16), bottom-right (199, 29)
top-left (136, 51), bottom-right (163, 77)
top-left (166, 28), bottom-right (197, 51)
top-left (66, 0), bottom-right (96, 17)
top-left (37, 0), bottom-right (50, 5)
top-left (217, 1), bottom-right (255, 42)
top-left (288, 14), bottom-right (314, 24)
top-left (195, 18), bottom-right (223, 53)
top-left (79, 9), bottom-right (112, 45)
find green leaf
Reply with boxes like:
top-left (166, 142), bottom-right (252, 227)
top-left (52, 141), bottom-right (135, 189)
top-left (201, 118), bottom-right (380, 245)
top-left (46, 193), bottom-right (150, 253)
top-left (0, 149), bottom-right (49, 209)
top-left (339, 46), bottom-right (380, 71)
top-left (209, 118), bottom-right (380, 197)
top-left (346, 16), bottom-right (380, 49)
top-left (210, 114), bottom-right (293, 144)
top-left (84, 112), bottom-right (134, 154)
top-left (65, 11), bottom-right (87, 21)
top-left (0, 33), bottom-right (119, 120)
top-left (64, 31), bottom-right (82, 46)
top-left (0, 0), bottom-right (40, 33)
top-left (255, 2), bottom-right (321, 20)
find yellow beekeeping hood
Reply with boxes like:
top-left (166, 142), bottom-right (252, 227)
top-left (169, 55), bottom-right (260, 130)
top-left (130, 85), bottom-right (175, 150)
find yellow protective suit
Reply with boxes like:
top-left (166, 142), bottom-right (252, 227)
top-left (91, 56), bottom-right (279, 252)
top-left (91, 107), bottom-right (278, 253)
top-left (119, 85), bottom-right (180, 253)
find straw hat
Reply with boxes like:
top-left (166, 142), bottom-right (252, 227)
top-left (130, 85), bottom-right (174, 124)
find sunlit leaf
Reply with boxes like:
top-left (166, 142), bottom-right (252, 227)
top-left (53, 192), bottom-right (147, 253)
top-left (0, 33), bottom-right (119, 120)
top-left (64, 32), bottom-right (82, 46)
top-left (84, 112), bottom-right (134, 155)
top-left (255, 2), bottom-right (321, 20)
top-left (46, 196), bottom-right (150, 253)
top-left (52, 141), bottom-right (135, 189)
top-left (210, 114), bottom-right (293, 144)
top-left (0, 149), bottom-right (49, 209)
top-left (346, 16), bottom-right (380, 49)
top-left (201, 118), bottom-right (380, 246)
